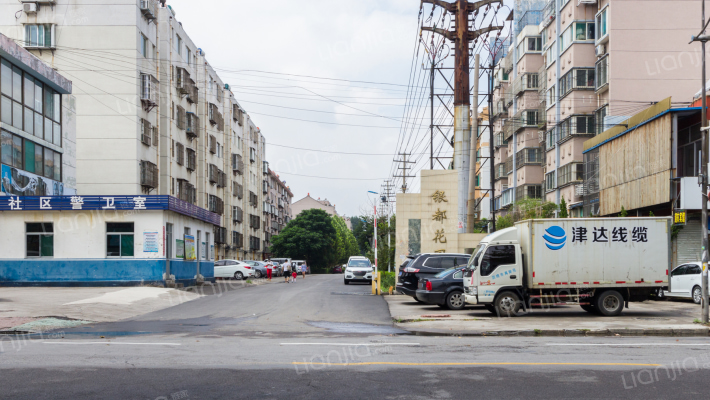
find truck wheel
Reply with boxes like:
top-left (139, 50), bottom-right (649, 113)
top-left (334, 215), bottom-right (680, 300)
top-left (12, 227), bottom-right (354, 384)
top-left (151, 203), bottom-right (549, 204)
top-left (692, 286), bottom-right (702, 305)
top-left (580, 304), bottom-right (597, 314)
top-left (494, 291), bottom-right (523, 317)
top-left (445, 291), bottom-right (465, 310)
top-left (595, 290), bottom-right (624, 316)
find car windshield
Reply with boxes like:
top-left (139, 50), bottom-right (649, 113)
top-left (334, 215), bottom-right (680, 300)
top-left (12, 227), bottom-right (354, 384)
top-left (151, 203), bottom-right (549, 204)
top-left (468, 244), bottom-right (486, 270)
top-left (348, 260), bottom-right (371, 267)
top-left (434, 267), bottom-right (457, 278)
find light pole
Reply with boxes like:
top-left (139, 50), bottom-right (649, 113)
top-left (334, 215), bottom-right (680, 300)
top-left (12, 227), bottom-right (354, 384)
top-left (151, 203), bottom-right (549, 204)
top-left (368, 191), bottom-right (379, 294)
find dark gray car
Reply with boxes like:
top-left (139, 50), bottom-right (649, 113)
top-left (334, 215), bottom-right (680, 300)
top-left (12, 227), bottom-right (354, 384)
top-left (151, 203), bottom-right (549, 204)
top-left (244, 261), bottom-right (269, 279)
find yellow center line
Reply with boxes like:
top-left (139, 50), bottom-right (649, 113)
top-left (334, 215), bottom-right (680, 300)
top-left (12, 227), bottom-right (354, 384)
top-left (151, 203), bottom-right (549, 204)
top-left (292, 362), bottom-right (660, 367)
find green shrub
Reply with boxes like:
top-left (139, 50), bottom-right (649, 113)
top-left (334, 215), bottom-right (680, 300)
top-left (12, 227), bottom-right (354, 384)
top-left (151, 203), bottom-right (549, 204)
top-left (379, 271), bottom-right (396, 293)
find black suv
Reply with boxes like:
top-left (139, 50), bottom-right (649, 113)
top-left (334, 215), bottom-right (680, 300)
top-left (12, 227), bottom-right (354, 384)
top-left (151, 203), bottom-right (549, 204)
top-left (396, 253), bottom-right (470, 299)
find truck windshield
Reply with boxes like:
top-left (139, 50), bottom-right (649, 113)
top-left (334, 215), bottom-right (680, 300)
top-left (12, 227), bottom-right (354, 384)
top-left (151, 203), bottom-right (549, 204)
top-left (468, 244), bottom-right (486, 270)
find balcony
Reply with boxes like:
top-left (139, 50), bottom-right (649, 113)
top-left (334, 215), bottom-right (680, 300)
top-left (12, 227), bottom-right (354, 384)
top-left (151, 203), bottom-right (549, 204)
top-left (140, 160), bottom-right (158, 189)
top-left (232, 154), bottom-right (244, 175)
top-left (505, 158), bottom-right (514, 175)
top-left (513, 109), bottom-right (540, 133)
top-left (513, 73), bottom-right (540, 96)
top-left (560, 68), bottom-right (595, 99)
top-left (186, 113), bottom-right (199, 138)
top-left (541, 0), bottom-right (555, 28)
top-left (500, 187), bottom-right (515, 208)
top-left (494, 163), bottom-right (507, 181)
top-left (491, 99), bottom-right (507, 120)
top-left (503, 118), bottom-right (518, 141)
top-left (176, 68), bottom-right (190, 95)
top-left (557, 115), bottom-right (595, 144)
top-left (545, 127), bottom-right (557, 151)
top-left (140, 0), bottom-right (158, 20)
top-left (557, 162), bottom-right (584, 188)
top-left (595, 56), bottom-right (609, 93)
top-left (515, 147), bottom-right (542, 169)
top-left (515, 184), bottom-right (542, 202)
top-left (140, 74), bottom-right (158, 112)
top-left (494, 132), bottom-right (508, 148)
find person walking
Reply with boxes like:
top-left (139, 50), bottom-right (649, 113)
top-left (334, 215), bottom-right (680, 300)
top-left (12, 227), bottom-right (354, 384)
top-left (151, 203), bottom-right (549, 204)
top-left (282, 261), bottom-right (290, 283)
top-left (266, 261), bottom-right (273, 281)
top-left (291, 261), bottom-right (297, 282)
top-left (301, 262), bottom-right (306, 279)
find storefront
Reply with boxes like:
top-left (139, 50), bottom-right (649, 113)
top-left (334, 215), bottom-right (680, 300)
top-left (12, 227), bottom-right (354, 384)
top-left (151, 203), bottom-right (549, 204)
top-left (0, 195), bottom-right (218, 286)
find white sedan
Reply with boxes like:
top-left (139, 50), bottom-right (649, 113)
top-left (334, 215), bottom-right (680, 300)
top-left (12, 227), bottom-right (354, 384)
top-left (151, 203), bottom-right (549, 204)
top-left (214, 259), bottom-right (255, 280)
top-left (662, 262), bottom-right (703, 304)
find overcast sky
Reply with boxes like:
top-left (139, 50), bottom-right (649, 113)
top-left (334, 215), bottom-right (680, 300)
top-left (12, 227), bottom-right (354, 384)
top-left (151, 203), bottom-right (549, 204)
top-left (168, 0), bottom-right (511, 217)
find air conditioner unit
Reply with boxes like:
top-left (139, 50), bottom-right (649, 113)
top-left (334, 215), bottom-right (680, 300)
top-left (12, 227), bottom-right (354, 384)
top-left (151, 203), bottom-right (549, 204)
top-left (23, 3), bottom-right (37, 13)
top-left (595, 44), bottom-right (606, 57)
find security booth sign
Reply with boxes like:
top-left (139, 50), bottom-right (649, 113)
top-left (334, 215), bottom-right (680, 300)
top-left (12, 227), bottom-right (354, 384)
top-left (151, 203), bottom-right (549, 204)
top-left (673, 209), bottom-right (686, 226)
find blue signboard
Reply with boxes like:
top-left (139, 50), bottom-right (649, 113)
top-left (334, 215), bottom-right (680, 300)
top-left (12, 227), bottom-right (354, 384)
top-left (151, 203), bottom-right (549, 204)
top-left (0, 195), bottom-right (221, 226)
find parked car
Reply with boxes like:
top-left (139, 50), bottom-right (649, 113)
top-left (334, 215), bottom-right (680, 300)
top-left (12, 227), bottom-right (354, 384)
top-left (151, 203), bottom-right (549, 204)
top-left (292, 260), bottom-right (309, 274)
top-left (243, 261), bottom-right (269, 279)
top-left (333, 265), bottom-right (344, 274)
top-left (661, 262), bottom-right (704, 304)
top-left (270, 258), bottom-right (292, 277)
top-left (396, 253), bottom-right (470, 301)
top-left (214, 260), bottom-right (255, 280)
top-left (415, 267), bottom-right (467, 310)
top-left (344, 258), bottom-right (373, 284)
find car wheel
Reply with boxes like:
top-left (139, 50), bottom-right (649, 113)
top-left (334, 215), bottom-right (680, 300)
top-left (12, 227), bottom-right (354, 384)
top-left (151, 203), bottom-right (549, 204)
top-left (344, 279), bottom-right (350, 285)
top-left (446, 291), bottom-right (466, 310)
top-left (580, 303), bottom-right (597, 314)
top-left (234, 272), bottom-right (244, 280)
top-left (595, 290), bottom-right (624, 316)
top-left (494, 291), bottom-right (523, 317)
top-left (254, 270), bottom-right (262, 279)
top-left (656, 288), bottom-right (665, 299)
top-left (692, 286), bottom-right (702, 305)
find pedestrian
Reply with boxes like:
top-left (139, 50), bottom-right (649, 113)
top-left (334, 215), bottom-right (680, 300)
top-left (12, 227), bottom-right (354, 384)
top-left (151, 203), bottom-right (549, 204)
top-left (266, 261), bottom-right (272, 281)
top-left (301, 263), bottom-right (306, 279)
top-left (282, 261), bottom-right (290, 283)
top-left (292, 267), bottom-right (298, 283)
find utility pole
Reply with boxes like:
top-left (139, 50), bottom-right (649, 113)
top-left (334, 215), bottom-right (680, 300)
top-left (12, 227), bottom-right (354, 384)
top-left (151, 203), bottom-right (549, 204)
top-left (466, 54), bottom-right (480, 232)
top-left (430, 55), bottom-right (435, 170)
top-left (382, 180), bottom-right (395, 272)
top-left (692, 0), bottom-right (710, 323)
top-left (422, 0), bottom-right (502, 233)
top-left (488, 60), bottom-right (496, 232)
top-left (394, 152), bottom-right (415, 193)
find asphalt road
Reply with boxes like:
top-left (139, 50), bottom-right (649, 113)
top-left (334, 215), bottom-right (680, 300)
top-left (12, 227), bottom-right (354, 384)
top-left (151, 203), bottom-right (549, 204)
top-left (2, 274), bottom-right (710, 399)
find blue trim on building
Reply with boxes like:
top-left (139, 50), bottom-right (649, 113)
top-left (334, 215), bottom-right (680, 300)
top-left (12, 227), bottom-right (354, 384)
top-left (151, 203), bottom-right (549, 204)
top-left (0, 259), bottom-right (215, 287)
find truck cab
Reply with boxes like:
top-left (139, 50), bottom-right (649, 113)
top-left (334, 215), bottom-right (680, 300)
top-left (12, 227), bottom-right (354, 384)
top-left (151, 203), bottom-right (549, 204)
top-left (463, 228), bottom-right (523, 306)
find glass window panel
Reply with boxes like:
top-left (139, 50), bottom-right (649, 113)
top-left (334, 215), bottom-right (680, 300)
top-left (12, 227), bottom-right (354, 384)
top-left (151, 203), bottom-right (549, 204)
top-left (12, 67), bottom-right (21, 102)
top-left (44, 88), bottom-right (53, 118)
top-left (12, 134), bottom-right (22, 168)
top-left (1, 130), bottom-right (12, 165)
top-left (1, 95), bottom-right (11, 125)
top-left (24, 140), bottom-right (35, 173)
top-left (34, 81), bottom-right (42, 112)
top-left (12, 101), bottom-right (22, 129)
top-left (121, 235), bottom-right (134, 257)
top-left (107, 223), bottom-right (134, 233)
top-left (40, 235), bottom-right (53, 257)
top-left (53, 93), bottom-right (60, 121)
top-left (34, 111), bottom-right (42, 137)
top-left (53, 122), bottom-right (61, 146)
top-left (587, 23), bottom-right (595, 41)
top-left (107, 235), bottom-right (121, 257)
top-left (44, 147), bottom-right (53, 178)
top-left (23, 75), bottom-right (33, 108)
top-left (44, 117), bottom-right (52, 142)
top-left (26, 235), bottom-right (40, 257)
top-left (43, 25), bottom-right (51, 48)
top-left (34, 142), bottom-right (42, 174)
top-left (0, 59), bottom-right (10, 97)
top-left (27, 222), bottom-right (52, 233)
top-left (54, 151), bottom-right (60, 181)
top-left (37, 25), bottom-right (44, 47)
top-left (24, 107), bottom-right (33, 135)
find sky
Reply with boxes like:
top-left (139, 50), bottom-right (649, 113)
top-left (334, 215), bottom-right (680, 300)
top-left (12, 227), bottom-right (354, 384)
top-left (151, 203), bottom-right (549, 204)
top-left (167, 0), bottom-right (512, 217)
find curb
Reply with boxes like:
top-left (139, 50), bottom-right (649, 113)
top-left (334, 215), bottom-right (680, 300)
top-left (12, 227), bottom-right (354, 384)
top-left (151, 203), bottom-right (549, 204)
top-left (394, 325), bottom-right (710, 337)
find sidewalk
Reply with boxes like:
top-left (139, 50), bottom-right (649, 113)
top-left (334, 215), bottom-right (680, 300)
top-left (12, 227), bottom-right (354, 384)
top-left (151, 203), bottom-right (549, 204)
top-left (385, 295), bottom-right (710, 337)
top-left (0, 286), bottom-right (203, 333)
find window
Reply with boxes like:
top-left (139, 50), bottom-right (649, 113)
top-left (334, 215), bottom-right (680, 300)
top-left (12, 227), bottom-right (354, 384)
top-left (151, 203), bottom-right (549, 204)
top-left (186, 48), bottom-right (191, 65)
top-left (140, 34), bottom-right (148, 58)
top-left (596, 8), bottom-right (608, 42)
top-left (24, 24), bottom-right (54, 48)
top-left (527, 37), bottom-right (542, 52)
top-left (595, 56), bottom-right (609, 91)
top-left (176, 34), bottom-right (182, 56)
top-left (575, 22), bottom-right (595, 41)
top-left (671, 265), bottom-right (688, 277)
top-left (595, 105), bottom-right (608, 135)
top-left (545, 44), bottom-right (556, 67)
top-left (26, 222), bottom-right (53, 257)
top-left (106, 223), bottom-right (134, 257)
top-left (678, 122), bottom-right (702, 177)
top-left (559, 68), bottom-right (595, 98)
top-left (479, 245), bottom-right (516, 276)
top-left (1, 130), bottom-right (61, 181)
top-left (557, 163), bottom-right (584, 187)
top-left (545, 171), bottom-right (556, 192)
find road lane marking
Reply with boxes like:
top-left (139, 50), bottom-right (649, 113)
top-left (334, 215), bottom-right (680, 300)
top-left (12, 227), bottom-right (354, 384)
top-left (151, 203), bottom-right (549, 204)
top-left (546, 343), bottom-right (710, 346)
top-left (42, 342), bottom-right (180, 346)
top-left (280, 343), bottom-right (420, 346)
top-left (292, 362), bottom-right (661, 367)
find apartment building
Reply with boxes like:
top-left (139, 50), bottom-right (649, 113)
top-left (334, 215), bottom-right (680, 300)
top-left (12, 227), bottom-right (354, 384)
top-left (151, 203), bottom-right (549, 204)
top-left (493, 0), bottom-right (701, 218)
top-left (0, 1), bottom-right (280, 285)
top-left (474, 108), bottom-right (491, 221)
top-left (264, 168), bottom-right (294, 255)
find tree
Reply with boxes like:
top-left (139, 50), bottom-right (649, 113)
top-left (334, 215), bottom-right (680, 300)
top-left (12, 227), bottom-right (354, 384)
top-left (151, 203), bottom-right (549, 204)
top-left (496, 214), bottom-right (514, 229)
top-left (270, 209), bottom-right (336, 273)
top-left (559, 197), bottom-right (568, 218)
top-left (331, 215), bottom-right (359, 265)
top-left (620, 206), bottom-right (628, 217)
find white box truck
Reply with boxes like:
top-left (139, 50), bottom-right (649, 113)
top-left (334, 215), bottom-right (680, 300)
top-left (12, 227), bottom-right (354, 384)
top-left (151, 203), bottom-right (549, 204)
top-left (463, 218), bottom-right (670, 316)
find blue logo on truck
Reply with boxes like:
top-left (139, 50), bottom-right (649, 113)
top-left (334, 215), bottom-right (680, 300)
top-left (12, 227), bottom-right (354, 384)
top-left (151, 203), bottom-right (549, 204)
top-left (543, 226), bottom-right (567, 250)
